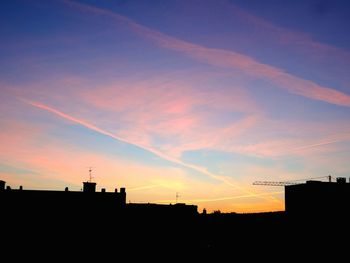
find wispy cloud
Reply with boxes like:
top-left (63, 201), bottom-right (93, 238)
top-left (65, 0), bottom-right (350, 107)
top-left (79, 76), bottom-right (258, 158)
top-left (233, 131), bottom-right (350, 158)
top-left (292, 132), bottom-right (350, 153)
top-left (25, 99), bottom-right (279, 202)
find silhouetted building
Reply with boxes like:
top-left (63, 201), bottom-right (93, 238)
top-left (0, 180), bottom-right (196, 217)
top-left (127, 202), bottom-right (198, 217)
top-left (0, 180), bottom-right (127, 216)
top-left (285, 178), bottom-right (350, 218)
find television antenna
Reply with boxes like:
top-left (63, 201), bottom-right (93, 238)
top-left (87, 167), bottom-right (94, 182)
top-left (176, 192), bottom-right (180, 204)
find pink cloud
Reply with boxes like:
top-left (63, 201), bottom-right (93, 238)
top-left (1, 136), bottom-right (259, 212)
top-left (15, 74), bottom-right (242, 158)
top-left (0, 122), bottom-right (194, 195)
top-left (22, 99), bottom-right (284, 205)
top-left (0, 121), bottom-right (45, 163)
top-left (0, 117), bottom-right (283, 212)
top-left (65, 0), bottom-right (350, 107)
top-left (76, 74), bottom-right (258, 156)
top-left (204, 116), bottom-right (350, 159)
top-left (214, 114), bottom-right (261, 144)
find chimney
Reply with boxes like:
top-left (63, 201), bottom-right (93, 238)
top-left (120, 187), bottom-right (126, 204)
top-left (101, 188), bottom-right (106, 193)
top-left (0, 180), bottom-right (5, 191)
top-left (83, 182), bottom-right (97, 193)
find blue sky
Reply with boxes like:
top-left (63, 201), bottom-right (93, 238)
top-left (1, 0), bottom-right (350, 212)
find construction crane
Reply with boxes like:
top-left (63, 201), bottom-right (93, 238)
top-left (253, 175), bottom-right (332, 186)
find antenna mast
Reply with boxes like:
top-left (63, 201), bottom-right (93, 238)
top-left (176, 192), bottom-right (180, 204)
top-left (88, 167), bottom-right (93, 182)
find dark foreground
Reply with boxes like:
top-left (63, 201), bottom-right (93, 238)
top-left (3, 208), bottom-right (349, 259)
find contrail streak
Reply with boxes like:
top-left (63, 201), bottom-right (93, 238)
top-left (26, 100), bottom-right (278, 202)
top-left (154, 191), bottom-right (284, 204)
top-left (293, 135), bottom-right (350, 152)
top-left (128, 184), bottom-right (161, 191)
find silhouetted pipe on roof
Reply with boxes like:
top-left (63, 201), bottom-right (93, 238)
top-left (0, 180), bottom-right (5, 191)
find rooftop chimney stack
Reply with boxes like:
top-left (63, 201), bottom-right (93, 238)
top-left (0, 180), bottom-right (5, 191)
top-left (83, 182), bottom-right (97, 193)
top-left (120, 187), bottom-right (126, 204)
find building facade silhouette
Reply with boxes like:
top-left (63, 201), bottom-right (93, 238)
top-left (285, 177), bottom-right (350, 218)
top-left (0, 180), bottom-right (197, 217)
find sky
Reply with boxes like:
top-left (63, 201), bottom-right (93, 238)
top-left (1, 0), bottom-right (350, 213)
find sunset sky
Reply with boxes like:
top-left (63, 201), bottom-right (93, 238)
top-left (1, 0), bottom-right (350, 212)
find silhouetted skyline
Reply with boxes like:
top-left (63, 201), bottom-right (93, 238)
top-left (2, 178), bottom-right (350, 254)
top-left (1, 0), bottom-right (350, 213)
top-left (3, 176), bottom-right (350, 215)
